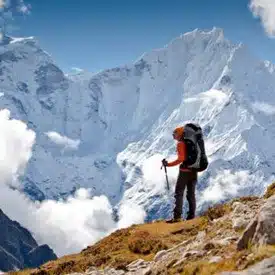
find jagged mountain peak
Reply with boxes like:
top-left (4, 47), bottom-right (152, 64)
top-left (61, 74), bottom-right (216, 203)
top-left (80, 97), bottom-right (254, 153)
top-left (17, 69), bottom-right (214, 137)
top-left (0, 28), bottom-right (274, 222)
top-left (0, 208), bottom-right (57, 272)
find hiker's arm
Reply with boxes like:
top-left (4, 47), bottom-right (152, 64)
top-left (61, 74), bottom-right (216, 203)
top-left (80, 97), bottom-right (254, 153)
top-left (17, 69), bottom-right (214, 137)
top-left (167, 142), bottom-right (186, 167)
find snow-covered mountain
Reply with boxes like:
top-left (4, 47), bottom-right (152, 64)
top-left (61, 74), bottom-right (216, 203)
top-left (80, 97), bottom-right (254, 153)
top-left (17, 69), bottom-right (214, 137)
top-left (1, 28), bottom-right (275, 220)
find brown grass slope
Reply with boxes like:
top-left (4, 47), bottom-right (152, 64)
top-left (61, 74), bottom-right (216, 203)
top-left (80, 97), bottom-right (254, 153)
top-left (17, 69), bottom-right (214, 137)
top-left (9, 183), bottom-right (275, 275)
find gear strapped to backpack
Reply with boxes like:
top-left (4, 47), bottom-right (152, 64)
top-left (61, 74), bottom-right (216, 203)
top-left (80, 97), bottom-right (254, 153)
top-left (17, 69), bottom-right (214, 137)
top-left (180, 123), bottom-right (208, 172)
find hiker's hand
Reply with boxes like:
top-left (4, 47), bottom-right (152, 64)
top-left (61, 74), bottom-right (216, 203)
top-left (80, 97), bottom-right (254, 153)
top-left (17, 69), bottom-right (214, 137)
top-left (162, 159), bottom-right (168, 167)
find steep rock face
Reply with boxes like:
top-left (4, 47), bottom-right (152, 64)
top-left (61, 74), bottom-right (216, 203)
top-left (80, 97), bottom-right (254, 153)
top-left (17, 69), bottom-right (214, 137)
top-left (1, 29), bottom-right (275, 220)
top-left (0, 36), bottom-right (126, 204)
top-left (0, 209), bottom-right (57, 272)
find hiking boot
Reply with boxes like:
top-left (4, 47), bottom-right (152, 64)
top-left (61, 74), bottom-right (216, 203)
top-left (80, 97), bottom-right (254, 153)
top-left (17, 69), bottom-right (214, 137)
top-left (186, 215), bottom-right (195, 220)
top-left (186, 211), bottom-right (195, 221)
top-left (165, 217), bottom-right (182, 223)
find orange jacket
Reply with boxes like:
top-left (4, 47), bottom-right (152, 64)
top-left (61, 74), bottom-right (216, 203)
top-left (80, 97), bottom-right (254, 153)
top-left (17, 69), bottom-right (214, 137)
top-left (167, 141), bottom-right (190, 171)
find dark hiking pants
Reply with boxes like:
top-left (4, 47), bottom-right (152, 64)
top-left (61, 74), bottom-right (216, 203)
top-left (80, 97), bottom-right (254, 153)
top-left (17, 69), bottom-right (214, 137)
top-left (173, 170), bottom-right (197, 219)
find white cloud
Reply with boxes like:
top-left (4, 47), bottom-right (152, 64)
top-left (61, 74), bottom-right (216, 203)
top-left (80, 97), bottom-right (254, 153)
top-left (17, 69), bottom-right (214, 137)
top-left (0, 185), bottom-right (116, 256)
top-left (45, 131), bottom-right (80, 151)
top-left (201, 170), bottom-right (257, 203)
top-left (0, 109), bottom-right (35, 185)
top-left (18, 3), bottom-right (30, 14)
top-left (141, 153), bottom-right (179, 193)
top-left (4, 0), bottom-right (31, 13)
top-left (249, 0), bottom-right (275, 37)
top-left (71, 67), bottom-right (84, 73)
top-left (31, 191), bottom-right (116, 255)
top-left (0, 109), bottom-right (146, 257)
top-left (117, 203), bottom-right (146, 229)
top-left (252, 101), bottom-right (275, 115)
top-left (0, 0), bottom-right (31, 38)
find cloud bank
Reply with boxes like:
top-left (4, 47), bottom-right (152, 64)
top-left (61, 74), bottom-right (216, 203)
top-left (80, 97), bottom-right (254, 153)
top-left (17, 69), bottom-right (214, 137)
top-left (0, 0), bottom-right (31, 40)
top-left (201, 169), bottom-right (260, 203)
top-left (249, 0), bottom-right (275, 37)
top-left (0, 109), bottom-right (145, 257)
top-left (252, 101), bottom-right (275, 115)
top-left (142, 153), bottom-right (179, 193)
top-left (45, 131), bottom-right (80, 151)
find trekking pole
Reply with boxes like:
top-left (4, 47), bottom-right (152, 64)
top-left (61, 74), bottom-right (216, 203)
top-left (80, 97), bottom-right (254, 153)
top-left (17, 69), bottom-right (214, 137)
top-left (161, 164), bottom-right (170, 191)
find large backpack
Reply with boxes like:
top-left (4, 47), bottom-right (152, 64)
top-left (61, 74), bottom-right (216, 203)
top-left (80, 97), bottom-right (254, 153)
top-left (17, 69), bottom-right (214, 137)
top-left (180, 123), bottom-right (208, 172)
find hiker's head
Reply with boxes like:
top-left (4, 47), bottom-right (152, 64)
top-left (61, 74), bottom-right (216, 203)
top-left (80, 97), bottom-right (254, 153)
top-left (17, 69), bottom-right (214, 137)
top-left (172, 127), bottom-right (184, 141)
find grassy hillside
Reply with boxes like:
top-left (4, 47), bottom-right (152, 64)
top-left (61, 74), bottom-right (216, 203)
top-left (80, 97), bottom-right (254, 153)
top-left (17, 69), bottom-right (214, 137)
top-left (9, 183), bottom-right (275, 275)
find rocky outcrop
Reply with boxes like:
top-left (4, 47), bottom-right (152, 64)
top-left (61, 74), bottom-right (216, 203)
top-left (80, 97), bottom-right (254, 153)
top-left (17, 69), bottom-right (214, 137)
top-left (0, 209), bottom-right (57, 272)
top-left (220, 256), bottom-right (275, 275)
top-left (231, 202), bottom-right (255, 230)
top-left (27, 244), bottom-right (58, 269)
top-left (23, 191), bottom-right (275, 275)
top-left (237, 195), bottom-right (275, 250)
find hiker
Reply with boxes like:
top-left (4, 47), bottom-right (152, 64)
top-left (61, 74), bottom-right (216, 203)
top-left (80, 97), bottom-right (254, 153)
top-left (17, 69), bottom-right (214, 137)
top-left (162, 124), bottom-right (208, 223)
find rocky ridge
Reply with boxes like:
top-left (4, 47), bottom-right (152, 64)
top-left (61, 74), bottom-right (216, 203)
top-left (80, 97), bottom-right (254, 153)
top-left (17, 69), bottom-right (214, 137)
top-left (0, 209), bottom-right (57, 272)
top-left (11, 183), bottom-right (275, 275)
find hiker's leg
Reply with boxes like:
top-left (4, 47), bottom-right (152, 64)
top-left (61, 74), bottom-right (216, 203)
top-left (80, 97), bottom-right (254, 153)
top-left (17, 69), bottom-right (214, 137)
top-left (186, 172), bottom-right (197, 220)
top-left (173, 171), bottom-right (187, 219)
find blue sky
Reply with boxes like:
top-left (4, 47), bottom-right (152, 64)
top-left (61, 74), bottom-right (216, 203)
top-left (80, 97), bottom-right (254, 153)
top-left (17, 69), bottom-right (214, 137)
top-left (10, 0), bottom-right (275, 73)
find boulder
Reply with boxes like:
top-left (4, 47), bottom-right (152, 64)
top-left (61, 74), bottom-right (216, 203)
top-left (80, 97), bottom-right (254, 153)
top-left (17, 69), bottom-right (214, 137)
top-left (219, 256), bottom-right (275, 275)
top-left (237, 195), bottom-right (275, 250)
